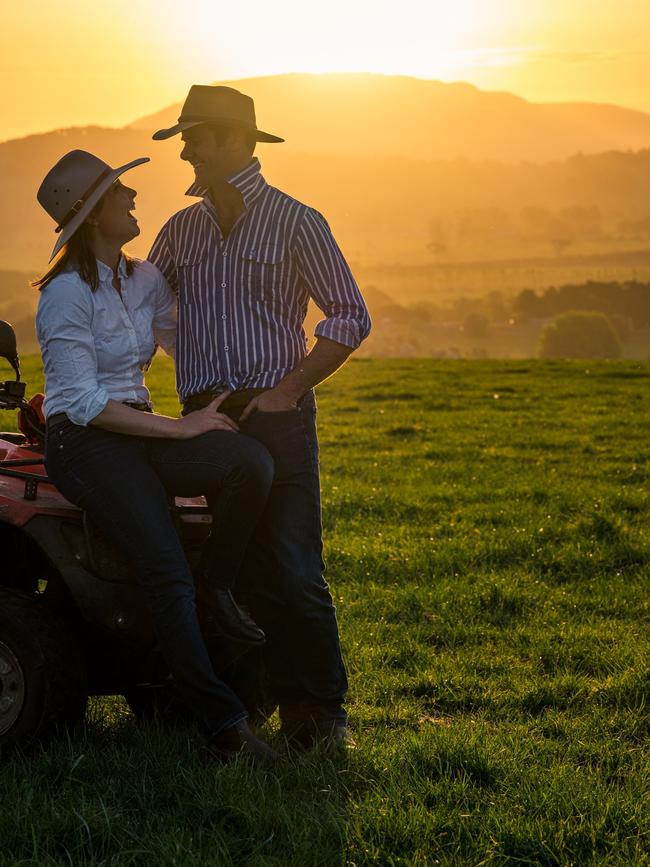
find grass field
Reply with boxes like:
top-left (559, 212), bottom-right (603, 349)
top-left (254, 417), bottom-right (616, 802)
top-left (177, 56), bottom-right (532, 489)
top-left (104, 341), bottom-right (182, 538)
top-left (1, 356), bottom-right (649, 866)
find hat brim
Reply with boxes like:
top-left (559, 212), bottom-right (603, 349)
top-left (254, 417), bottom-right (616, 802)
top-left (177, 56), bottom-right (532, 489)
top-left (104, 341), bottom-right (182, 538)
top-left (152, 120), bottom-right (284, 143)
top-left (49, 157), bottom-right (150, 262)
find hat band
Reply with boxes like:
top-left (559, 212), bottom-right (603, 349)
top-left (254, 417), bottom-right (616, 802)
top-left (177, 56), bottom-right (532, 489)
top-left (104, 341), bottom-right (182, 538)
top-left (55, 167), bottom-right (113, 233)
top-left (178, 114), bottom-right (256, 129)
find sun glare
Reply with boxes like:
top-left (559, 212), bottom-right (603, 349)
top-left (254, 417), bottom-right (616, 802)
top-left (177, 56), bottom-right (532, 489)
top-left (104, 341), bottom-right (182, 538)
top-left (3, 0), bottom-right (650, 141)
top-left (154, 0), bottom-right (500, 82)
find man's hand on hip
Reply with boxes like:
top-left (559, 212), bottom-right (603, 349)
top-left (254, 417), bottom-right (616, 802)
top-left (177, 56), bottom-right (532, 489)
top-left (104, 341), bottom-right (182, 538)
top-left (239, 338), bottom-right (354, 423)
top-left (240, 388), bottom-right (298, 422)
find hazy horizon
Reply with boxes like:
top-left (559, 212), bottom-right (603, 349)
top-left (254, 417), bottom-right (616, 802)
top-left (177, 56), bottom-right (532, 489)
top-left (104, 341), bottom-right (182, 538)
top-left (5, 71), bottom-right (650, 147)
top-left (2, 3), bottom-right (649, 361)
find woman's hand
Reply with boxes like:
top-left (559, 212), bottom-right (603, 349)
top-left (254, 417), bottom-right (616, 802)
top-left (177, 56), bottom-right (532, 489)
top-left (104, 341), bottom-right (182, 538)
top-left (91, 394), bottom-right (238, 439)
top-left (174, 392), bottom-right (239, 439)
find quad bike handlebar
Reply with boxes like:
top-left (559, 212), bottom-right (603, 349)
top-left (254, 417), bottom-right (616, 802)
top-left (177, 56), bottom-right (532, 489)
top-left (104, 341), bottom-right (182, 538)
top-left (0, 321), bottom-right (50, 498)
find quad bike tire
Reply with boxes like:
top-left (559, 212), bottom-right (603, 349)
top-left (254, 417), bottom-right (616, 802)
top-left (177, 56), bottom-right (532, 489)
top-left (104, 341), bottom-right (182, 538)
top-left (0, 586), bottom-right (88, 752)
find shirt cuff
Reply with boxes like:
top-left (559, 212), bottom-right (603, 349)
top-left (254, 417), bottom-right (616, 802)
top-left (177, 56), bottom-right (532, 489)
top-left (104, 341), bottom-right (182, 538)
top-left (66, 388), bottom-right (110, 427)
top-left (314, 318), bottom-right (363, 349)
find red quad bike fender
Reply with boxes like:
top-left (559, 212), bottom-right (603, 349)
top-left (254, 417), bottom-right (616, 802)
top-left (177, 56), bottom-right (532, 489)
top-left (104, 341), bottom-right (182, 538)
top-left (0, 438), bottom-right (78, 526)
top-left (0, 436), bottom-right (212, 643)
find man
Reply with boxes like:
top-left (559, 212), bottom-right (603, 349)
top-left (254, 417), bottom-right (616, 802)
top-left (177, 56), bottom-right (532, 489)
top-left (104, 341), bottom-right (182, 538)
top-left (149, 84), bottom-right (370, 747)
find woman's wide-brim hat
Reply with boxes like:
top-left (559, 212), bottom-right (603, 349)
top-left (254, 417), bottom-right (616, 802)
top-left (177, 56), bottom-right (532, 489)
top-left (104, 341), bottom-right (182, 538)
top-left (152, 85), bottom-right (284, 143)
top-left (37, 150), bottom-right (150, 262)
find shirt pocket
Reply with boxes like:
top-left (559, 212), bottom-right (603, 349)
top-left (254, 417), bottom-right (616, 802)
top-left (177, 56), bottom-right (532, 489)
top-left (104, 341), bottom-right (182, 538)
top-left (177, 251), bottom-right (208, 307)
top-left (241, 243), bottom-right (286, 308)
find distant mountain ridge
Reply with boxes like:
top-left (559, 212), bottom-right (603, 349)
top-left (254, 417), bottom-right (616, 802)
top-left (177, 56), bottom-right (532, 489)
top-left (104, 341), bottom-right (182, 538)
top-left (129, 73), bottom-right (650, 161)
top-left (3, 74), bottom-right (650, 271)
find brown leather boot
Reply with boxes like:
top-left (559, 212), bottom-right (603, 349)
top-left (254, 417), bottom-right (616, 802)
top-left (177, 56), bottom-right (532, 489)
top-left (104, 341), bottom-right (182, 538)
top-left (198, 584), bottom-right (265, 645)
top-left (206, 720), bottom-right (279, 764)
top-left (280, 718), bottom-right (356, 751)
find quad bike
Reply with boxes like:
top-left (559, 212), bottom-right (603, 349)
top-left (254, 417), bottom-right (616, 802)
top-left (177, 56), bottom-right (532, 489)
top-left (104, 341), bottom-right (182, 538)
top-left (0, 320), bottom-right (251, 751)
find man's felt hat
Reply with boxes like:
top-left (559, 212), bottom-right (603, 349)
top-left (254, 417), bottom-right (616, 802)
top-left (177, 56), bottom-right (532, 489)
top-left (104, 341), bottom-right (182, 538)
top-left (152, 85), bottom-right (284, 143)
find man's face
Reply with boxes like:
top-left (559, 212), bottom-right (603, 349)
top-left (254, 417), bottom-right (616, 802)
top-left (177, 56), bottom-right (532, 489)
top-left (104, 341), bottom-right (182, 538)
top-left (180, 125), bottom-right (230, 188)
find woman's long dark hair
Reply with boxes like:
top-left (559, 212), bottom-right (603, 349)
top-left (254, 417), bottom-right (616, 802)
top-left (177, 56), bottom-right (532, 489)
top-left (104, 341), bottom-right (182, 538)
top-left (32, 203), bottom-right (136, 293)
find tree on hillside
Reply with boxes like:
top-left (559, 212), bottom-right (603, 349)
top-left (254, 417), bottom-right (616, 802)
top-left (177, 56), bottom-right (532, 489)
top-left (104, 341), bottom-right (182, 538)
top-left (463, 313), bottom-right (489, 338)
top-left (559, 206), bottom-right (604, 241)
top-left (539, 311), bottom-right (622, 359)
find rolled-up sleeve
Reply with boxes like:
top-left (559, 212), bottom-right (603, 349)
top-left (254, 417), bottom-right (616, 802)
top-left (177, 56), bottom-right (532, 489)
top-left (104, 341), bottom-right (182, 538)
top-left (294, 208), bottom-right (371, 349)
top-left (36, 278), bottom-right (109, 426)
top-left (151, 268), bottom-right (177, 360)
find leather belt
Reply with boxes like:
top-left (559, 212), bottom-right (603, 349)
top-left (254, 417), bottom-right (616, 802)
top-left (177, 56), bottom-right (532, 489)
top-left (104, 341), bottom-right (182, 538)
top-left (182, 388), bottom-right (268, 415)
top-left (46, 401), bottom-right (153, 431)
top-left (46, 413), bottom-right (71, 431)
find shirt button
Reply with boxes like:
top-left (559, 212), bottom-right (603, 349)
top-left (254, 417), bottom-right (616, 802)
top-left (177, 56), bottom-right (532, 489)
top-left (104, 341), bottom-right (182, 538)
top-left (221, 282), bottom-right (227, 288)
top-left (224, 346), bottom-right (230, 352)
top-left (182, 259), bottom-right (189, 265)
top-left (221, 314), bottom-right (227, 320)
top-left (223, 252), bottom-right (228, 258)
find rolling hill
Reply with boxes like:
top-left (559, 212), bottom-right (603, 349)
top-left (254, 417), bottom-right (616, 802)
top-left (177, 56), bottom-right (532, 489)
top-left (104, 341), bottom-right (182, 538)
top-left (3, 74), bottom-right (650, 272)
top-left (130, 73), bottom-right (650, 161)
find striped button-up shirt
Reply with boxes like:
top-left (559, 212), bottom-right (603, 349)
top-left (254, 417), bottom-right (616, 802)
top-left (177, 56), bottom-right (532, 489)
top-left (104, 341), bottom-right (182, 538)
top-left (148, 158), bottom-right (370, 401)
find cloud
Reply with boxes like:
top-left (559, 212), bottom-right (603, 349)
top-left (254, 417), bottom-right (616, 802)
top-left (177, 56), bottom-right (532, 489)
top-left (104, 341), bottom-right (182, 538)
top-left (528, 49), bottom-right (650, 64)
top-left (449, 47), bottom-right (650, 70)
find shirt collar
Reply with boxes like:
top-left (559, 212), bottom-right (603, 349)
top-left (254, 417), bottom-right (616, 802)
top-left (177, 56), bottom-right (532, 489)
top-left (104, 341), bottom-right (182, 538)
top-left (96, 254), bottom-right (129, 283)
top-left (185, 157), bottom-right (267, 209)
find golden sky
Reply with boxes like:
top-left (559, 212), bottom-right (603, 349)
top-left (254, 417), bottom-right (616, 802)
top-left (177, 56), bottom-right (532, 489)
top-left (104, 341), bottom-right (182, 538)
top-left (3, 0), bottom-right (650, 142)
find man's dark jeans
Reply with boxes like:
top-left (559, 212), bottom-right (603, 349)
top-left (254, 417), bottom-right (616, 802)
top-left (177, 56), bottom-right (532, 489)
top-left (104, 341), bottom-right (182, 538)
top-left (45, 421), bottom-right (274, 735)
top-left (232, 391), bottom-right (348, 724)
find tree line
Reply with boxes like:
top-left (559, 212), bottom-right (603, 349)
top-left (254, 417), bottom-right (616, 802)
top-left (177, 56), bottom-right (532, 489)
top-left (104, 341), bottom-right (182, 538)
top-left (514, 281), bottom-right (650, 328)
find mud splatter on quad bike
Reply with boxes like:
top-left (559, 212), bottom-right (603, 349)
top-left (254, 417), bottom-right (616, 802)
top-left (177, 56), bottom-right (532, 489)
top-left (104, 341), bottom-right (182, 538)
top-left (0, 320), bottom-right (253, 751)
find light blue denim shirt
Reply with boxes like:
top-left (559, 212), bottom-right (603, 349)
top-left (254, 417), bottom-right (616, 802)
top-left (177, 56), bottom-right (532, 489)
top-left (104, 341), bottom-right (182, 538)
top-left (36, 256), bottom-right (176, 426)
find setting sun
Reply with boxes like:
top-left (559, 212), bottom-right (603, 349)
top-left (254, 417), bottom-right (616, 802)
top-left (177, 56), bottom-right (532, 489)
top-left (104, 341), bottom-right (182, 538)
top-left (158, 0), bottom-right (498, 79)
top-left (3, 0), bottom-right (650, 142)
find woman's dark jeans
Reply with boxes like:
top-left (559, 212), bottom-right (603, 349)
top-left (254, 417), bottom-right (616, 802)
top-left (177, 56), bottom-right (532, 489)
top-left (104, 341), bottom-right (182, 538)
top-left (45, 420), bottom-right (274, 735)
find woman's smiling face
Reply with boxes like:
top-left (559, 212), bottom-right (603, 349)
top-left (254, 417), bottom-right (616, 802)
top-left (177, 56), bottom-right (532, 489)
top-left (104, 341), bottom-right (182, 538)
top-left (91, 179), bottom-right (140, 244)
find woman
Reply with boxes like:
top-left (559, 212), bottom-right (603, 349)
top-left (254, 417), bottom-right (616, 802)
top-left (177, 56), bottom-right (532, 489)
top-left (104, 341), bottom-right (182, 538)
top-left (35, 149), bottom-right (275, 761)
